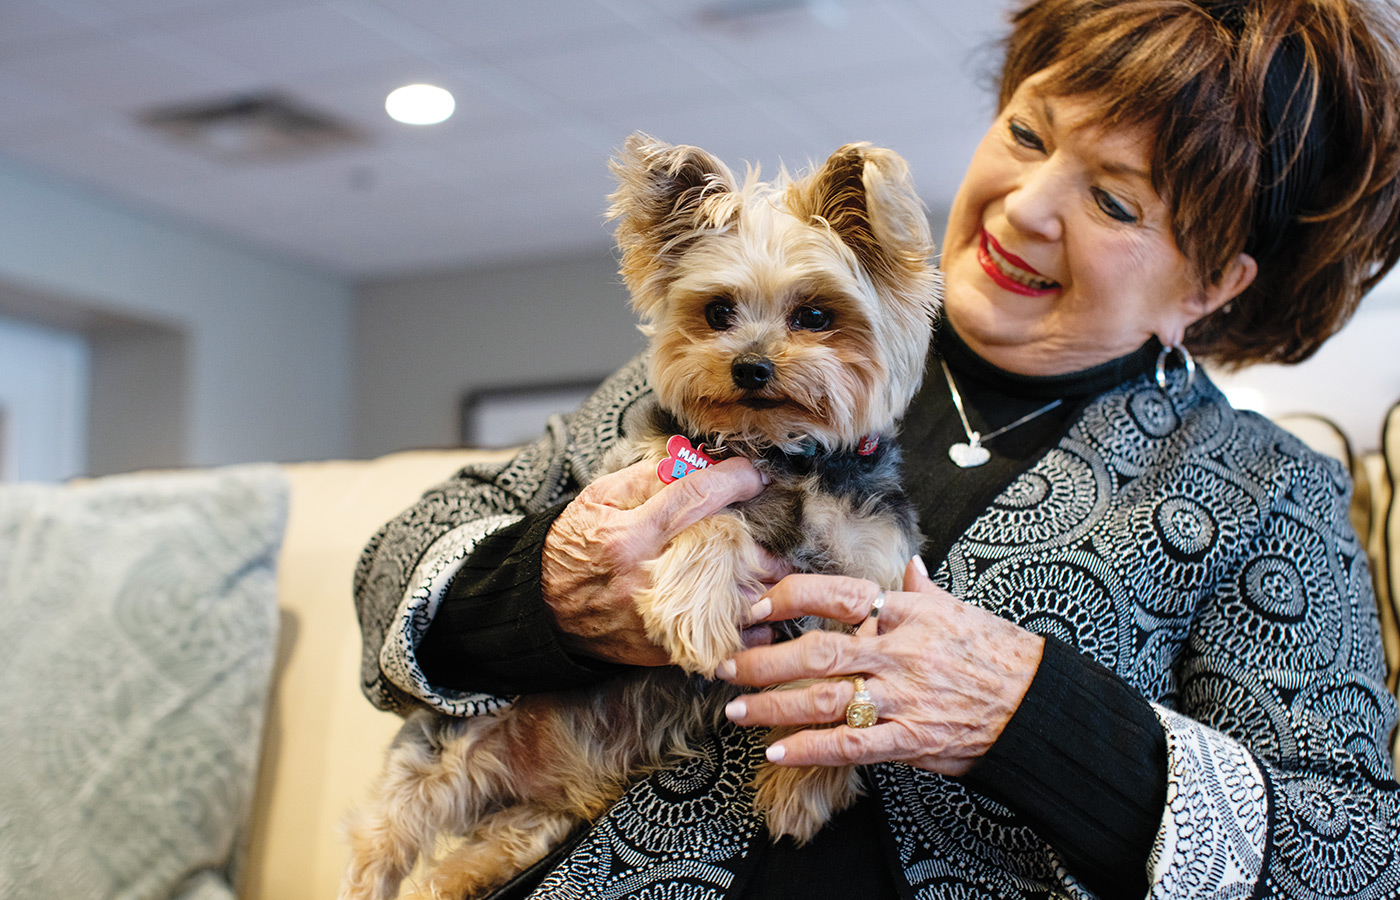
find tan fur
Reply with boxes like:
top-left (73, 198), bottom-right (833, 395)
top-left (398, 806), bottom-right (578, 900)
top-left (639, 513), bottom-right (766, 672)
top-left (341, 133), bottom-right (938, 899)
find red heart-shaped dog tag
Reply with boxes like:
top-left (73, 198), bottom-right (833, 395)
top-left (657, 435), bottom-right (716, 483)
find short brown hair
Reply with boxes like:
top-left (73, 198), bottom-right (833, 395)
top-left (1001, 0), bottom-right (1400, 366)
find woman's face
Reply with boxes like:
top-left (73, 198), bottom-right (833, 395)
top-left (940, 72), bottom-right (1254, 375)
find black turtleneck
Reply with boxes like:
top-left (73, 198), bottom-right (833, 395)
top-left (417, 323), bottom-right (1169, 900)
top-left (903, 321), bottom-right (1164, 565)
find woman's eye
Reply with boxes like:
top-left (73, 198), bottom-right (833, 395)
top-left (1092, 188), bottom-right (1138, 224)
top-left (1008, 119), bottom-right (1045, 152)
top-left (790, 306), bottom-right (833, 331)
top-left (704, 299), bottom-right (735, 330)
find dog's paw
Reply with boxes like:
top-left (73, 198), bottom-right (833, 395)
top-left (639, 515), bottom-right (763, 674)
top-left (753, 762), bottom-right (862, 845)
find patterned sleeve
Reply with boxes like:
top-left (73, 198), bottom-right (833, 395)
top-left (1148, 448), bottom-right (1400, 897)
top-left (352, 355), bottom-right (650, 717)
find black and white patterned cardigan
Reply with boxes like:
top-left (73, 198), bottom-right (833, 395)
top-left (354, 354), bottom-right (1400, 899)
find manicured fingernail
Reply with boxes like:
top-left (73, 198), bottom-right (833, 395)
top-left (748, 597), bottom-right (772, 623)
top-left (758, 469), bottom-right (771, 486)
top-left (766, 744), bottom-right (786, 763)
top-left (716, 659), bottom-right (737, 680)
top-left (912, 555), bottom-right (929, 577)
top-left (724, 698), bottom-right (746, 721)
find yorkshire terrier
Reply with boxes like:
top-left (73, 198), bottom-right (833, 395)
top-left (340, 133), bottom-right (938, 900)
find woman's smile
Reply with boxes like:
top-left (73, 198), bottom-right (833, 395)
top-left (978, 229), bottom-right (1060, 295)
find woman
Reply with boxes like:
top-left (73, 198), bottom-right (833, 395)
top-left (355, 0), bottom-right (1400, 896)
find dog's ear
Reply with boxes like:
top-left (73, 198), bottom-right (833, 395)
top-left (793, 144), bottom-right (935, 294)
top-left (609, 133), bottom-right (738, 317)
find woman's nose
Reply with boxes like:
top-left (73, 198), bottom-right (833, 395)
top-left (1003, 161), bottom-right (1064, 242)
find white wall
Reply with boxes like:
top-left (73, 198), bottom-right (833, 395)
top-left (355, 253), bottom-right (644, 457)
top-left (0, 159), bottom-right (355, 471)
top-left (1210, 282), bottom-right (1400, 454)
top-left (0, 316), bottom-right (89, 482)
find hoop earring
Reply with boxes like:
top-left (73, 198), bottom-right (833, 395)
top-left (1155, 343), bottom-right (1197, 394)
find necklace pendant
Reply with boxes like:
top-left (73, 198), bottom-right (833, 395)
top-left (949, 437), bottom-right (991, 468)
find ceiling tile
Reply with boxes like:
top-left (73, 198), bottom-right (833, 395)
top-left (0, 3), bottom-right (101, 50)
top-left (166, 3), bottom-right (417, 80)
top-left (289, 58), bottom-right (536, 149)
top-left (2, 118), bottom-right (216, 192)
top-left (374, 0), bottom-right (633, 55)
top-left (0, 33), bottom-right (230, 112)
top-left (490, 29), bottom-right (735, 109)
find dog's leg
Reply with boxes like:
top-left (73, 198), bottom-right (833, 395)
top-left (400, 804), bottom-right (579, 900)
top-left (339, 713), bottom-right (494, 900)
top-left (753, 756), bottom-right (865, 844)
top-left (342, 685), bottom-right (676, 900)
top-left (339, 710), bottom-right (523, 900)
top-left (749, 496), bottom-right (918, 843)
top-left (638, 512), bottom-right (764, 675)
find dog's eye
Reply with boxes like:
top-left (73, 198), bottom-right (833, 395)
top-left (705, 300), bottom-right (736, 331)
top-left (790, 306), bottom-right (833, 331)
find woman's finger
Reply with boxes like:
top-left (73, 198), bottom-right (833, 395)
top-left (763, 721), bottom-right (908, 767)
top-left (577, 458), bottom-right (669, 510)
top-left (751, 573), bottom-right (887, 628)
top-left (718, 628), bottom-right (877, 686)
top-left (636, 457), bottom-right (768, 544)
top-left (724, 676), bottom-right (863, 727)
top-left (903, 555), bottom-right (934, 593)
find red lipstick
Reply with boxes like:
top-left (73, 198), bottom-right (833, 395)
top-left (978, 230), bottom-right (1060, 297)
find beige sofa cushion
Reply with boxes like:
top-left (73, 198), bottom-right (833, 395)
top-left (1385, 403), bottom-right (1400, 696)
top-left (241, 449), bottom-right (510, 900)
top-left (1361, 449), bottom-right (1397, 695)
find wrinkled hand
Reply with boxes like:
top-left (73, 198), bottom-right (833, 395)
top-left (543, 457), bottom-right (790, 667)
top-left (718, 558), bottom-right (1044, 777)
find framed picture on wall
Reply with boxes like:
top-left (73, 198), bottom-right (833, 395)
top-left (459, 378), bottom-right (604, 448)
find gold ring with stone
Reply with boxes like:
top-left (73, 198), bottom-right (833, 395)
top-left (845, 676), bottom-right (878, 728)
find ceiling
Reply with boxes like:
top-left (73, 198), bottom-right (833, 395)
top-left (0, 0), bottom-right (1009, 280)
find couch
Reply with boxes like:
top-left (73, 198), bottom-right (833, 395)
top-left (0, 404), bottom-right (1394, 900)
top-left (0, 447), bottom-right (508, 900)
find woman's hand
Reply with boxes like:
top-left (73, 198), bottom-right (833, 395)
top-left (542, 457), bottom-right (790, 667)
top-left (718, 559), bottom-right (1044, 777)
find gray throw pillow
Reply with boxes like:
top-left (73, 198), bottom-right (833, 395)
top-left (0, 465), bottom-right (287, 900)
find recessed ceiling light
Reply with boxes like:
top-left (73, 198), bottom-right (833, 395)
top-left (385, 84), bottom-right (455, 125)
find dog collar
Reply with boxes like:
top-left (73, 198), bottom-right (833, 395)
top-left (760, 435), bottom-right (885, 477)
top-left (654, 422), bottom-right (885, 485)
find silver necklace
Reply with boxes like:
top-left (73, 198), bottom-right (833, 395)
top-left (941, 358), bottom-right (1063, 468)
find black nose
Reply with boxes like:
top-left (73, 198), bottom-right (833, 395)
top-left (731, 355), bottom-right (775, 391)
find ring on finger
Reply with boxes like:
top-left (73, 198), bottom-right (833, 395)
top-left (845, 676), bottom-right (879, 728)
top-left (852, 590), bottom-right (885, 635)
